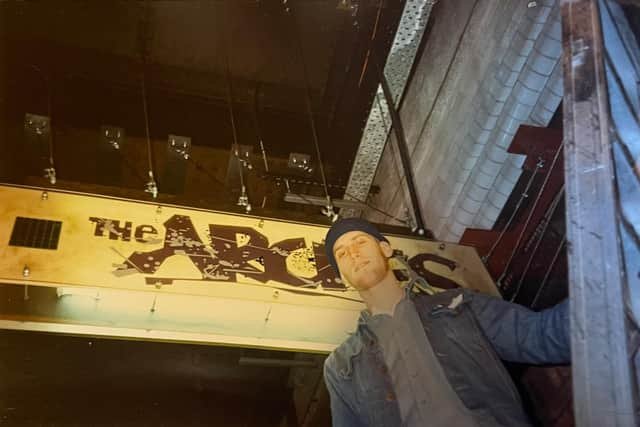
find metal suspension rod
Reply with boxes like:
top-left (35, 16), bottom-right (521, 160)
top-left (483, 160), bottom-right (544, 263)
top-left (372, 51), bottom-right (428, 236)
top-left (288, 5), bottom-right (333, 212)
top-left (224, 46), bottom-right (240, 155)
top-left (224, 9), bottom-right (250, 212)
top-left (496, 141), bottom-right (564, 287)
top-left (140, 64), bottom-right (158, 198)
top-left (31, 65), bottom-right (57, 184)
top-left (509, 186), bottom-right (565, 302)
top-left (141, 68), bottom-right (154, 174)
top-left (530, 236), bottom-right (566, 309)
top-left (252, 83), bottom-right (269, 173)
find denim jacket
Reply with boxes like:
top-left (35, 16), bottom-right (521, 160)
top-left (323, 289), bottom-right (570, 427)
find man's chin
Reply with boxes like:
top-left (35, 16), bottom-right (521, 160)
top-left (351, 275), bottom-right (384, 291)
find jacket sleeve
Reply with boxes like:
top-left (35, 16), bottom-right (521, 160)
top-left (467, 291), bottom-right (571, 364)
top-left (323, 356), bottom-right (365, 427)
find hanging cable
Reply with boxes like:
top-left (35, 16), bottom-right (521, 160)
top-left (357, 0), bottom-right (384, 87)
top-left (252, 83), bottom-right (270, 173)
top-left (286, 3), bottom-right (336, 222)
top-left (140, 67), bottom-right (158, 198)
top-left (137, 1), bottom-right (158, 199)
top-left (496, 141), bottom-right (565, 289)
top-left (224, 7), bottom-right (251, 213)
top-left (530, 236), bottom-right (566, 309)
top-left (344, 190), bottom-right (409, 225)
top-left (509, 186), bottom-right (565, 302)
top-left (258, 171), bottom-right (408, 224)
top-left (482, 159), bottom-right (545, 264)
top-left (31, 65), bottom-right (57, 184)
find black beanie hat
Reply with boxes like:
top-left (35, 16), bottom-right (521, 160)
top-left (324, 218), bottom-right (388, 278)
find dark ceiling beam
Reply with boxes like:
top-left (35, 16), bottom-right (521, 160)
top-left (3, 38), bottom-right (325, 116)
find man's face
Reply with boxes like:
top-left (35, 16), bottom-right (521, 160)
top-left (333, 231), bottom-right (392, 291)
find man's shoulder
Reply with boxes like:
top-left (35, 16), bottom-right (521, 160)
top-left (324, 330), bottom-right (364, 381)
top-left (411, 288), bottom-right (470, 309)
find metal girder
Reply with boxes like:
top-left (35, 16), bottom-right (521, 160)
top-left (561, 0), bottom-right (639, 425)
top-left (342, 0), bottom-right (435, 218)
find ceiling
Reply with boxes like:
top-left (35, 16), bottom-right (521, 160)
top-left (0, 1), bottom-right (403, 194)
top-left (1, 1), bottom-right (336, 101)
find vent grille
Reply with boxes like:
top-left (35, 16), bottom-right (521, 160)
top-left (9, 217), bottom-right (62, 250)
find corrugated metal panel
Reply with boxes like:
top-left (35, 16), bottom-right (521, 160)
top-left (341, 0), bottom-right (435, 217)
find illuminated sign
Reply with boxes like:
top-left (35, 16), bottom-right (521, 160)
top-left (0, 185), bottom-right (498, 351)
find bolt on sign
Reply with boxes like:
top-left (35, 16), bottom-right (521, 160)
top-left (0, 184), bottom-right (498, 352)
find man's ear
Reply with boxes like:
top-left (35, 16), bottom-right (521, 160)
top-left (379, 241), bottom-right (394, 258)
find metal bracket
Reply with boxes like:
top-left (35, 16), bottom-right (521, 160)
top-left (24, 114), bottom-right (50, 137)
top-left (168, 135), bottom-right (191, 160)
top-left (24, 113), bottom-right (54, 180)
top-left (145, 170), bottom-right (158, 199)
top-left (288, 152), bottom-right (313, 173)
top-left (232, 144), bottom-right (253, 171)
top-left (100, 126), bottom-right (125, 151)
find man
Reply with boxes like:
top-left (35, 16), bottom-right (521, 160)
top-left (323, 218), bottom-right (569, 427)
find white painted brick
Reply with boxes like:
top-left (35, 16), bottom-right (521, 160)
top-left (529, 53), bottom-right (557, 75)
top-left (503, 50), bottom-right (528, 73)
top-left (494, 130), bottom-right (514, 150)
top-left (535, 31), bottom-right (561, 59)
top-left (495, 64), bottom-right (519, 87)
top-left (512, 81), bottom-right (539, 106)
top-left (481, 197), bottom-right (503, 220)
top-left (480, 159), bottom-right (503, 176)
top-left (461, 154), bottom-right (479, 171)
top-left (518, 14), bottom-right (542, 40)
top-left (465, 140), bottom-right (486, 157)
top-left (510, 153), bottom-right (526, 168)
top-left (461, 196), bottom-right (483, 214)
top-left (529, 22), bottom-right (546, 39)
top-left (456, 167), bottom-right (473, 184)
top-left (487, 189), bottom-right (509, 209)
top-left (454, 206), bottom-right (475, 226)
top-left (469, 179), bottom-right (492, 201)
top-left (495, 173), bottom-right (517, 196)
top-left (549, 71), bottom-right (563, 96)
top-left (475, 167), bottom-right (496, 188)
top-left (468, 119), bottom-right (492, 143)
top-left (476, 103), bottom-right (500, 129)
top-left (520, 67), bottom-right (549, 92)
top-left (488, 76), bottom-right (512, 102)
top-left (510, 100), bottom-right (535, 120)
top-left (538, 89), bottom-right (561, 112)
top-left (498, 113), bottom-right (521, 136)
top-left (502, 163), bottom-right (523, 185)
top-left (476, 214), bottom-right (496, 230)
top-left (511, 30), bottom-right (535, 56)
top-left (487, 144), bottom-right (508, 163)
top-left (482, 93), bottom-right (505, 115)
top-left (530, 109), bottom-right (553, 126)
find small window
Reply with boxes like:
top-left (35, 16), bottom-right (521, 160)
top-left (9, 217), bottom-right (62, 250)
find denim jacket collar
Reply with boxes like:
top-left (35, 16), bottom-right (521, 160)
top-left (358, 282), bottom-right (415, 324)
top-left (336, 285), bottom-right (416, 379)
